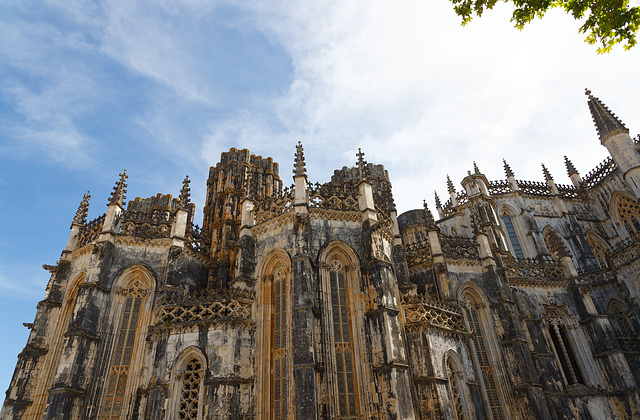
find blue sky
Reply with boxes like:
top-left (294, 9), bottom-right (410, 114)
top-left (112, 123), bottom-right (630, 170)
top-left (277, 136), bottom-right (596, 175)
top-left (1, 0), bottom-right (639, 392)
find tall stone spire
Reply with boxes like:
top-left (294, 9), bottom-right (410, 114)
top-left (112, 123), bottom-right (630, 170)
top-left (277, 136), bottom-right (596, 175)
top-left (108, 170), bottom-right (128, 207)
top-left (586, 88), bottom-right (628, 141)
top-left (446, 175), bottom-right (455, 194)
top-left (542, 163), bottom-right (553, 182)
top-left (434, 191), bottom-right (442, 208)
top-left (179, 175), bottom-right (191, 208)
top-left (564, 156), bottom-right (578, 177)
top-left (293, 141), bottom-right (307, 178)
top-left (73, 191), bottom-right (91, 225)
top-left (503, 159), bottom-right (514, 178)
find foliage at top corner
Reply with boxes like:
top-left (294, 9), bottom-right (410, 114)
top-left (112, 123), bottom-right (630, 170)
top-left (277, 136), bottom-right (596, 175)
top-left (450, 0), bottom-right (640, 53)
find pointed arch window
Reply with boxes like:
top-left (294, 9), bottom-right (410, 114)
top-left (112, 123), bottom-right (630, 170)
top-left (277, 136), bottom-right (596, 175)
top-left (170, 349), bottom-right (206, 420)
top-left (328, 258), bottom-right (359, 418)
top-left (271, 265), bottom-right (290, 420)
top-left (28, 273), bottom-right (87, 418)
top-left (544, 312), bottom-right (585, 386)
top-left (586, 233), bottom-right (608, 269)
top-left (99, 277), bottom-right (152, 420)
top-left (462, 295), bottom-right (505, 420)
top-left (446, 354), bottom-right (471, 420)
top-left (614, 194), bottom-right (640, 236)
top-left (502, 213), bottom-right (523, 258)
top-left (543, 228), bottom-right (571, 260)
top-left (608, 300), bottom-right (634, 338)
top-left (256, 251), bottom-right (294, 419)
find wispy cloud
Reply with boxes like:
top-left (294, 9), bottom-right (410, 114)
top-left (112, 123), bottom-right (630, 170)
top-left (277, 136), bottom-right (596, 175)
top-left (0, 265), bottom-right (49, 300)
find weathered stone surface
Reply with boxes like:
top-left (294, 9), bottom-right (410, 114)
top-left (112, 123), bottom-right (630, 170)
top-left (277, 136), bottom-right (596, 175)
top-left (4, 119), bottom-right (640, 419)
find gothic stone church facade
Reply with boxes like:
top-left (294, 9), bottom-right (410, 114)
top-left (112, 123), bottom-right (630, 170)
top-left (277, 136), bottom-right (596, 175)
top-left (3, 91), bottom-right (640, 419)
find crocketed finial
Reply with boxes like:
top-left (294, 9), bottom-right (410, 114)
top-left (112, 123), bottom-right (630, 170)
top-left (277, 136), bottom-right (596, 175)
top-left (179, 175), bottom-right (191, 208)
top-left (473, 161), bottom-right (480, 174)
top-left (356, 148), bottom-right (369, 181)
top-left (293, 141), bottom-right (307, 177)
top-left (503, 159), bottom-right (514, 178)
top-left (542, 163), bottom-right (554, 183)
top-left (108, 170), bottom-right (128, 206)
top-left (564, 156), bottom-right (579, 177)
top-left (423, 200), bottom-right (435, 226)
top-left (586, 89), bottom-right (628, 141)
top-left (446, 175), bottom-right (455, 194)
top-left (434, 191), bottom-right (442, 208)
top-left (73, 191), bottom-right (91, 225)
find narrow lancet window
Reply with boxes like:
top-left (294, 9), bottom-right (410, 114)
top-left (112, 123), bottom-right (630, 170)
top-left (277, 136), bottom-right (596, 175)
top-left (272, 267), bottom-right (289, 420)
top-left (100, 295), bottom-right (142, 419)
top-left (545, 313), bottom-right (585, 385)
top-left (329, 259), bottom-right (358, 418)
top-left (502, 214), bottom-right (524, 258)
top-left (463, 297), bottom-right (505, 420)
top-left (99, 277), bottom-right (150, 420)
top-left (446, 356), bottom-right (469, 420)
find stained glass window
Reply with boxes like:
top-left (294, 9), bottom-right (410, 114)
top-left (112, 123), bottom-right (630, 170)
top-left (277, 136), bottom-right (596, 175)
top-left (463, 298), bottom-right (504, 420)
top-left (329, 259), bottom-right (358, 418)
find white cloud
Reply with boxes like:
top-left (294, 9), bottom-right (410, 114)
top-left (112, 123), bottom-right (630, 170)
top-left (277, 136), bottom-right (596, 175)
top-left (232, 1), bottom-right (640, 211)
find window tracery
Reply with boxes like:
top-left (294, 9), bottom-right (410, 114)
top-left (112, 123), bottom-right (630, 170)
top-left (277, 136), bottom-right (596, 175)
top-left (177, 356), bottom-right (204, 420)
top-left (543, 228), bottom-right (571, 260)
top-left (614, 194), bottom-right (640, 236)
top-left (461, 295), bottom-right (505, 420)
top-left (446, 355), bottom-right (469, 420)
top-left (544, 312), bottom-right (585, 386)
top-left (256, 250), bottom-right (294, 419)
top-left (328, 258), bottom-right (358, 418)
top-left (99, 274), bottom-right (152, 420)
top-left (586, 232), bottom-right (608, 269)
top-left (272, 265), bottom-right (289, 420)
top-left (608, 300), bottom-right (634, 338)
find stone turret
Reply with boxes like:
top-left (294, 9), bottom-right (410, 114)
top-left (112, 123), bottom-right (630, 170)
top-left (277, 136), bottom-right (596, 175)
top-left (202, 148), bottom-right (282, 289)
top-left (587, 89), bottom-right (640, 198)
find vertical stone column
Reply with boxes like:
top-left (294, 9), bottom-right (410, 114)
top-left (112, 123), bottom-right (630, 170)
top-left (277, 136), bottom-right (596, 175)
top-left (291, 253), bottom-right (321, 419)
top-left (362, 219), bottom-right (416, 419)
top-left (43, 281), bottom-right (107, 419)
top-left (290, 141), bottom-right (321, 418)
